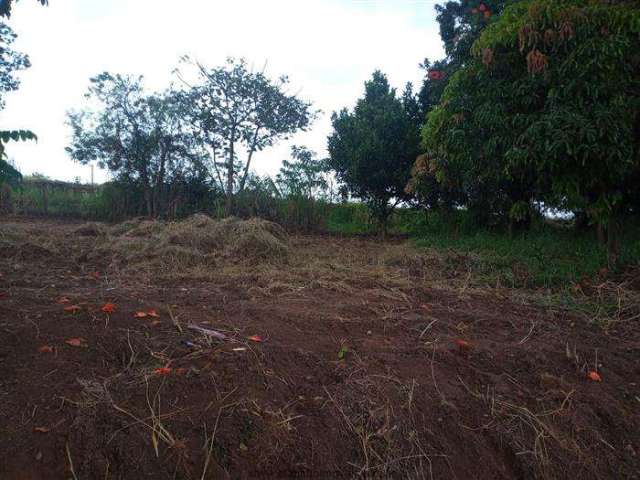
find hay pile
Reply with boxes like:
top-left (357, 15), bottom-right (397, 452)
top-left (87, 214), bottom-right (289, 271)
top-left (0, 224), bottom-right (58, 260)
top-left (73, 222), bottom-right (108, 237)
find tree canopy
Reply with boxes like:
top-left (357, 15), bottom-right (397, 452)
top-left (413, 0), bottom-right (640, 257)
top-left (67, 73), bottom-right (210, 217)
top-left (327, 71), bottom-right (420, 234)
top-left (417, 1), bottom-right (514, 117)
top-left (276, 146), bottom-right (327, 199)
top-left (178, 57), bottom-right (316, 214)
top-left (0, 22), bottom-right (36, 178)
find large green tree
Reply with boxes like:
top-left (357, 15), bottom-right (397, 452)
top-left (417, 0), bottom-right (640, 260)
top-left (177, 57), bottom-right (316, 215)
top-left (327, 71), bottom-right (421, 235)
top-left (408, 1), bottom-right (517, 215)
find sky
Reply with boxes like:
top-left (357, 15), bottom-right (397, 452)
top-left (0, 0), bottom-right (445, 184)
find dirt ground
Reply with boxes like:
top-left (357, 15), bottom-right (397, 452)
top-left (1, 217), bottom-right (639, 479)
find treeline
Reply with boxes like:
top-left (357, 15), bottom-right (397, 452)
top-left (6, 174), bottom-right (366, 234)
top-left (327, 0), bottom-right (640, 263)
top-left (2, 0), bottom-right (639, 265)
top-left (61, 57), bottom-right (343, 229)
top-left (66, 58), bottom-right (317, 219)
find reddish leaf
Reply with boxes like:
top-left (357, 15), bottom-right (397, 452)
top-left (33, 427), bottom-right (49, 433)
top-left (428, 70), bottom-right (446, 81)
top-left (175, 368), bottom-right (187, 376)
top-left (65, 338), bottom-right (87, 348)
top-left (147, 309), bottom-right (160, 318)
top-left (56, 297), bottom-right (71, 304)
top-left (64, 305), bottom-right (81, 313)
top-left (154, 367), bottom-right (172, 376)
top-left (248, 335), bottom-right (263, 343)
top-left (455, 339), bottom-right (472, 352)
top-left (134, 311), bottom-right (148, 318)
top-left (101, 302), bottom-right (116, 314)
top-left (484, 10), bottom-right (492, 19)
top-left (38, 345), bottom-right (54, 353)
top-left (478, 3), bottom-right (487, 12)
top-left (587, 371), bottom-right (602, 382)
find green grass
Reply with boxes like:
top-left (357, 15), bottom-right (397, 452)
top-left (325, 203), bottom-right (375, 234)
top-left (15, 185), bottom-right (105, 219)
top-left (325, 204), bottom-right (640, 289)
top-left (412, 225), bottom-right (640, 289)
top-left (415, 230), bottom-right (596, 288)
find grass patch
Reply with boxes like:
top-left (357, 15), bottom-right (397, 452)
top-left (413, 227), bottom-right (640, 289)
top-left (325, 203), bottom-right (374, 234)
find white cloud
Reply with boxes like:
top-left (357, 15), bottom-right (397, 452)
top-left (0, 0), bottom-right (444, 183)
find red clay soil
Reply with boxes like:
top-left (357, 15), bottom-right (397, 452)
top-left (0, 218), bottom-right (639, 479)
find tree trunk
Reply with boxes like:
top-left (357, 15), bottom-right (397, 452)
top-left (239, 127), bottom-right (260, 193)
top-left (574, 210), bottom-right (590, 231)
top-left (597, 222), bottom-right (606, 245)
top-left (379, 219), bottom-right (388, 241)
top-left (143, 185), bottom-right (153, 218)
top-left (376, 206), bottom-right (390, 241)
top-left (154, 145), bottom-right (167, 218)
top-left (607, 217), bottom-right (620, 269)
top-left (225, 139), bottom-right (235, 216)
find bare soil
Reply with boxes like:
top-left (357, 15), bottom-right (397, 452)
top-left (0, 218), bottom-right (638, 479)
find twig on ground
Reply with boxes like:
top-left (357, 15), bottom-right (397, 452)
top-left (168, 306), bottom-right (183, 333)
top-left (66, 442), bottom-right (79, 480)
top-left (519, 321), bottom-right (536, 344)
top-left (419, 319), bottom-right (438, 339)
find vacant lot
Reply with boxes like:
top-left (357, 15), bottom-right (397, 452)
top-left (1, 217), bottom-right (639, 479)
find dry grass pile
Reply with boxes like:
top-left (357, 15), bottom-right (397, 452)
top-left (0, 224), bottom-right (58, 260)
top-left (73, 222), bottom-right (108, 237)
top-left (86, 214), bottom-right (289, 271)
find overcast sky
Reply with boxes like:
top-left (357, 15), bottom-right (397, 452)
top-left (0, 0), bottom-right (444, 183)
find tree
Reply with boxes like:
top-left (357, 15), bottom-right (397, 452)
top-left (417, 1), bottom-right (514, 117)
top-left (178, 57), bottom-right (316, 215)
top-left (419, 59), bottom-right (544, 229)
top-left (0, 0), bottom-right (47, 18)
top-left (275, 146), bottom-right (327, 199)
top-left (0, 23), bottom-right (30, 108)
top-left (478, 0), bottom-right (640, 259)
top-left (67, 73), bottom-right (210, 217)
top-left (327, 71), bottom-right (421, 235)
top-left (0, 22), bottom-right (37, 177)
top-left (417, 0), bottom-right (640, 262)
top-left (0, 1), bottom-right (48, 201)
